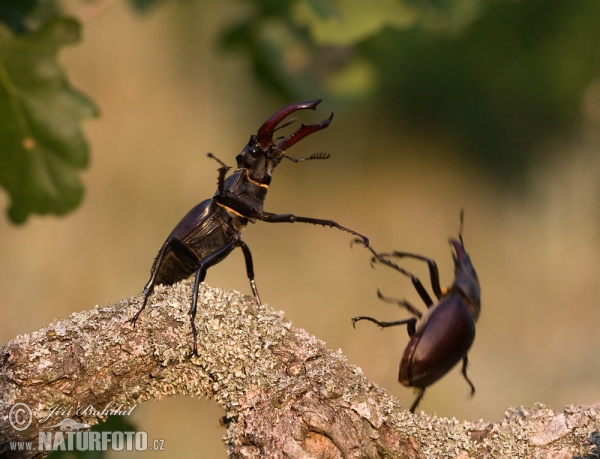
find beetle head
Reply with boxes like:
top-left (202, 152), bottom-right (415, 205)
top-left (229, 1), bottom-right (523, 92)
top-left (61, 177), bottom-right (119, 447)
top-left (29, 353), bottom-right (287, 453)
top-left (235, 100), bottom-right (332, 185)
top-left (450, 238), bottom-right (481, 320)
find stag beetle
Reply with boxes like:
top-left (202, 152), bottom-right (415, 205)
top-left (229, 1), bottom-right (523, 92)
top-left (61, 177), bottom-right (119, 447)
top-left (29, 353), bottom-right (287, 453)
top-left (129, 99), bottom-right (369, 354)
top-left (352, 212), bottom-right (480, 413)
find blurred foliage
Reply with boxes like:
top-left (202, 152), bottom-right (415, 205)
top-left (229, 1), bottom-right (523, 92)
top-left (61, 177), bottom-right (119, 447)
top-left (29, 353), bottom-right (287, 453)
top-left (224, 0), bottom-right (600, 180)
top-left (361, 0), bottom-right (600, 179)
top-left (127, 0), bottom-right (166, 13)
top-left (0, 17), bottom-right (98, 224)
top-left (221, 0), bottom-right (480, 103)
top-left (47, 416), bottom-right (137, 458)
top-left (1, 0), bottom-right (599, 222)
top-left (0, 0), bottom-right (156, 224)
top-left (0, 0), bottom-right (39, 34)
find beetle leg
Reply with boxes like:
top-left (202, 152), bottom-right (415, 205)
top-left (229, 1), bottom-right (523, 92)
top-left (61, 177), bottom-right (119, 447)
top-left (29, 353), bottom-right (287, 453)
top-left (128, 237), bottom-right (197, 326)
top-left (461, 355), bottom-right (476, 396)
top-left (207, 153), bottom-right (231, 195)
top-left (388, 252), bottom-right (443, 300)
top-left (409, 388), bottom-right (426, 413)
top-left (190, 268), bottom-right (206, 356)
top-left (237, 240), bottom-right (261, 304)
top-left (376, 288), bottom-right (422, 319)
top-left (189, 238), bottom-right (238, 355)
top-left (128, 292), bottom-right (152, 327)
top-left (129, 286), bottom-right (155, 327)
top-left (351, 316), bottom-right (417, 336)
top-left (259, 212), bottom-right (369, 247)
top-left (367, 248), bottom-right (434, 307)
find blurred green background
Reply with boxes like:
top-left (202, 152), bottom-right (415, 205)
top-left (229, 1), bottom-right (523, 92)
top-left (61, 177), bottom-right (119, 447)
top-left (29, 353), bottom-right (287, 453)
top-left (2, 0), bottom-right (600, 457)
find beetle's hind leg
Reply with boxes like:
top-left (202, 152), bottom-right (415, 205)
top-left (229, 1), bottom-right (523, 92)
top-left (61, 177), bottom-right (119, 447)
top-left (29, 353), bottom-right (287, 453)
top-left (127, 238), bottom-right (189, 327)
top-left (128, 289), bottom-right (152, 327)
top-left (409, 388), bottom-right (426, 413)
top-left (461, 355), bottom-right (476, 396)
top-left (128, 237), bottom-right (195, 326)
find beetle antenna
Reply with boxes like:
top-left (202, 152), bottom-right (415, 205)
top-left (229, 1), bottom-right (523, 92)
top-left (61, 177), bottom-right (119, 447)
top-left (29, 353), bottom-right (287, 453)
top-left (207, 152), bottom-right (230, 170)
top-left (283, 152), bottom-right (331, 163)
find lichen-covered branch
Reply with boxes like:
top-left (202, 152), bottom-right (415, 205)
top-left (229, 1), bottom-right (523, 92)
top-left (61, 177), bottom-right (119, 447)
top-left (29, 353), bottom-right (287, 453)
top-left (1, 280), bottom-right (599, 458)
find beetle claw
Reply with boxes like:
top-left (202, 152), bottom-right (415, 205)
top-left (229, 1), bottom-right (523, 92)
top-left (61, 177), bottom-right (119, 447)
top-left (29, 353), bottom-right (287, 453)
top-left (350, 237), bottom-right (368, 249)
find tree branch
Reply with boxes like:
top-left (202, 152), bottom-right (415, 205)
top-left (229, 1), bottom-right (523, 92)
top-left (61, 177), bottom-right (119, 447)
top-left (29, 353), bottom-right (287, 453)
top-left (1, 281), bottom-right (599, 458)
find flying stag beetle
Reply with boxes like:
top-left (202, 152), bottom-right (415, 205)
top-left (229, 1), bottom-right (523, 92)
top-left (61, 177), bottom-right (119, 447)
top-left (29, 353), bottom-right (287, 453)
top-left (128, 99), bottom-right (369, 354)
top-left (352, 211), bottom-right (480, 413)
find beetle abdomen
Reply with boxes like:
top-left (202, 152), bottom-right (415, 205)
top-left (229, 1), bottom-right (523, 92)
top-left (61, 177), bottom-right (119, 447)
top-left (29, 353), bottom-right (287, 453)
top-left (399, 297), bottom-right (475, 388)
top-left (153, 202), bottom-right (236, 286)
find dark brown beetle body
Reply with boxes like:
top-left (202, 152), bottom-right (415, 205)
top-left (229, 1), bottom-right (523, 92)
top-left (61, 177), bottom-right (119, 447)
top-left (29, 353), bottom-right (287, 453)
top-left (150, 200), bottom-right (238, 287)
top-left (129, 100), bottom-right (369, 354)
top-left (353, 214), bottom-right (480, 412)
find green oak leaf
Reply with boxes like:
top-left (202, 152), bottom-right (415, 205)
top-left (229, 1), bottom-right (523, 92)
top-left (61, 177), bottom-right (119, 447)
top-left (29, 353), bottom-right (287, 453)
top-left (0, 17), bottom-right (99, 224)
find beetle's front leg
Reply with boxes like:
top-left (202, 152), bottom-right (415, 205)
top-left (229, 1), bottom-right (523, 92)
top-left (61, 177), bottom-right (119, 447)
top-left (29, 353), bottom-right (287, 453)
top-left (376, 288), bottom-right (423, 319)
top-left (351, 316), bottom-right (417, 336)
top-left (259, 212), bottom-right (369, 246)
top-left (388, 251), bottom-right (443, 299)
top-left (365, 246), bottom-right (434, 308)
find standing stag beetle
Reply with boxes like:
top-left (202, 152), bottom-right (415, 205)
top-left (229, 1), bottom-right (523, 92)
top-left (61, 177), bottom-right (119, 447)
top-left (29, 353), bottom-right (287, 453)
top-left (352, 212), bottom-right (480, 413)
top-left (129, 99), bottom-right (369, 354)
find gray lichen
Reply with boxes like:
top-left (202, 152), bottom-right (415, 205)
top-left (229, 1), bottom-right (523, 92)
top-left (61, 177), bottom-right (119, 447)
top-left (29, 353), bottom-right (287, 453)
top-left (1, 280), bottom-right (599, 458)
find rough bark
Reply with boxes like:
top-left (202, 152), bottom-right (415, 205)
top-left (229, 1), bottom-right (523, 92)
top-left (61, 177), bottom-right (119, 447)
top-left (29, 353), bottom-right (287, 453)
top-left (1, 280), bottom-right (599, 458)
